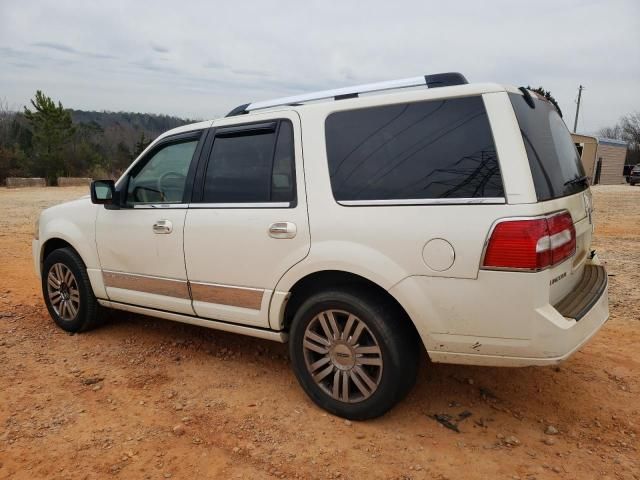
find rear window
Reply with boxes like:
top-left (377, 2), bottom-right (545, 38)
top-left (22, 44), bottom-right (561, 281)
top-left (509, 93), bottom-right (587, 201)
top-left (325, 96), bottom-right (503, 202)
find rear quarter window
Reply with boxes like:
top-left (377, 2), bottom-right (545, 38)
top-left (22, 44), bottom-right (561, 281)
top-left (509, 93), bottom-right (587, 201)
top-left (324, 96), bottom-right (503, 202)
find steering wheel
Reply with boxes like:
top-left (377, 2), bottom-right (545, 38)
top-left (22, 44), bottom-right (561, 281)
top-left (157, 171), bottom-right (186, 201)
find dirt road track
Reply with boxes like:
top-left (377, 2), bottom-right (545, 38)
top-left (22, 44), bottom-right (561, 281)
top-left (0, 185), bottom-right (638, 479)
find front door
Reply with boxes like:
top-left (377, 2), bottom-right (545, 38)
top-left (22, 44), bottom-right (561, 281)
top-left (96, 130), bottom-right (205, 314)
top-left (183, 113), bottom-right (310, 328)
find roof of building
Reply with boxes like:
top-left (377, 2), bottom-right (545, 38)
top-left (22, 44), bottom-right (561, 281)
top-left (572, 133), bottom-right (598, 142)
top-left (598, 137), bottom-right (628, 147)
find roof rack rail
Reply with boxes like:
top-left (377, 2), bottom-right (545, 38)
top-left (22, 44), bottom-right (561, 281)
top-left (225, 72), bottom-right (468, 117)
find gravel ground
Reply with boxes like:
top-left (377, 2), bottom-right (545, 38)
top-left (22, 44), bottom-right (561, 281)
top-left (0, 185), bottom-right (638, 480)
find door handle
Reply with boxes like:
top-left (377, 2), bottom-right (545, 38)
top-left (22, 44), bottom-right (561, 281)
top-left (152, 219), bottom-right (173, 234)
top-left (269, 222), bottom-right (297, 239)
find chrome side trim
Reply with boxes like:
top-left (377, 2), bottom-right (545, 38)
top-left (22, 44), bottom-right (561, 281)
top-left (131, 202), bottom-right (291, 209)
top-left (132, 203), bottom-right (188, 209)
top-left (338, 197), bottom-right (506, 206)
top-left (98, 299), bottom-right (287, 343)
top-left (102, 271), bottom-right (190, 299)
top-left (103, 270), bottom-right (266, 310)
top-left (190, 281), bottom-right (264, 310)
top-left (188, 202), bottom-right (291, 209)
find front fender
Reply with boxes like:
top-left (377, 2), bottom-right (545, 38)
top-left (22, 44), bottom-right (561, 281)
top-left (38, 199), bottom-right (106, 298)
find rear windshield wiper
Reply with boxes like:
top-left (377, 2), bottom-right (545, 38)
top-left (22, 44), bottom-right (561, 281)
top-left (564, 175), bottom-right (589, 187)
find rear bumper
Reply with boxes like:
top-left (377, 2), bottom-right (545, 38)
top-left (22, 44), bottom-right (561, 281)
top-left (428, 279), bottom-right (608, 366)
top-left (554, 265), bottom-right (606, 320)
top-left (390, 259), bottom-right (610, 367)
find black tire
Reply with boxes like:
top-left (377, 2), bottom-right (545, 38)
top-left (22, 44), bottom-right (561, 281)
top-left (42, 247), bottom-right (103, 333)
top-left (289, 287), bottom-right (419, 420)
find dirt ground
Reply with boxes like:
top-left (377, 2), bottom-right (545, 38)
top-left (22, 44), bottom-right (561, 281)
top-left (0, 185), bottom-right (638, 480)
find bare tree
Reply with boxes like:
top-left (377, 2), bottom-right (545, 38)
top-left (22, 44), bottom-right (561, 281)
top-left (620, 112), bottom-right (640, 150)
top-left (597, 124), bottom-right (623, 140)
top-left (0, 98), bottom-right (17, 146)
top-left (599, 112), bottom-right (640, 165)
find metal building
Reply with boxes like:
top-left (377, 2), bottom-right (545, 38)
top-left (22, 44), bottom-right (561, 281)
top-left (571, 134), bottom-right (628, 185)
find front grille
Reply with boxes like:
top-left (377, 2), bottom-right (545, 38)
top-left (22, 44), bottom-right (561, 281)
top-left (554, 265), bottom-right (607, 320)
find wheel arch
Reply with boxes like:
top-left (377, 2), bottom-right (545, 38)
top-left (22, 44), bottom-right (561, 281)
top-left (39, 234), bottom-right (107, 299)
top-left (277, 269), bottom-right (421, 344)
top-left (41, 238), bottom-right (78, 268)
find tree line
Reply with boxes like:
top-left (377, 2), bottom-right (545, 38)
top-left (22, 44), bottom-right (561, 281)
top-left (1, 90), bottom-right (638, 186)
top-left (0, 91), bottom-right (193, 184)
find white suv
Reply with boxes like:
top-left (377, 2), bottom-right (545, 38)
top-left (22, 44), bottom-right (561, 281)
top-left (33, 73), bottom-right (609, 419)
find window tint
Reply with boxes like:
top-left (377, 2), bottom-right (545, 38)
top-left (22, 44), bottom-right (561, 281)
top-left (127, 139), bottom-right (198, 204)
top-left (202, 121), bottom-right (296, 203)
top-left (325, 96), bottom-right (503, 202)
top-left (509, 93), bottom-right (586, 201)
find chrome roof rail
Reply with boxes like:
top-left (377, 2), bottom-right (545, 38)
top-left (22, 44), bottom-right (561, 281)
top-left (225, 72), bottom-right (468, 117)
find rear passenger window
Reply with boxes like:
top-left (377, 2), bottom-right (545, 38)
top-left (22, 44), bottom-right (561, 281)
top-left (202, 121), bottom-right (296, 204)
top-left (325, 96), bottom-right (503, 202)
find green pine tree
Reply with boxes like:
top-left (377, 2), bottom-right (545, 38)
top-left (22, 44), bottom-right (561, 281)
top-left (23, 91), bottom-right (75, 184)
top-left (133, 131), bottom-right (152, 158)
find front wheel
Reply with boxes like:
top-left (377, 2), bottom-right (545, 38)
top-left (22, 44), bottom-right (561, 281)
top-left (42, 247), bottom-right (103, 333)
top-left (289, 288), bottom-right (419, 420)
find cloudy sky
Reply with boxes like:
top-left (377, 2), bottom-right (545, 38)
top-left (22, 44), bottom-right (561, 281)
top-left (1, 0), bottom-right (638, 134)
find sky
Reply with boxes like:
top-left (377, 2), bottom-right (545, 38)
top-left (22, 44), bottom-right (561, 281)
top-left (1, 0), bottom-right (638, 135)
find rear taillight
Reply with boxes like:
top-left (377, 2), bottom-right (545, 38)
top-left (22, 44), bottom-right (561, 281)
top-left (482, 211), bottom-right (576, 271)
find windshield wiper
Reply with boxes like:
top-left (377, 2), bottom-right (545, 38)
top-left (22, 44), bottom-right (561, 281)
top-left (564, 175), bottom-right (589, 187)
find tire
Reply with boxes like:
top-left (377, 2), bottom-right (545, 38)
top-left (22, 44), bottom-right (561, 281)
top-left (289, 287), bottom-right (419, 420)
top-left (42, 247), bottom-right (103, 333)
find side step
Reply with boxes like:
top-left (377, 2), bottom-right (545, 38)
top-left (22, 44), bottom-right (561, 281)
top-left (97, 299), bottom-right (287, 343)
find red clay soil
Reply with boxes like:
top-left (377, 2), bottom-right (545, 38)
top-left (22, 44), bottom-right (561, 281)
top-left (0, 185), bottom-right (638, 480)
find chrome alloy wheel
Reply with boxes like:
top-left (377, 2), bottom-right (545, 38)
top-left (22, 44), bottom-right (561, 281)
top-left (46, 263), bottom-right (80, 321)
top-left (302, 310), bottom-right (383, 403)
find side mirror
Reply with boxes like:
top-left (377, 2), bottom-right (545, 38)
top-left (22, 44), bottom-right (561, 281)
top-left (90, 180), bottom-right (116, 205)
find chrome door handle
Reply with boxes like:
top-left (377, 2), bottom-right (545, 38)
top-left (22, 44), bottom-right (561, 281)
top-left (152, 219), bottom-right (173, 234)
top-left (269, 222), bottom-right (297, 239)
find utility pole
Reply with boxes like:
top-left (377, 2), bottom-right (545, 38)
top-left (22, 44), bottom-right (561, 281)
top-left (573, 85), bottom-right (584, 133)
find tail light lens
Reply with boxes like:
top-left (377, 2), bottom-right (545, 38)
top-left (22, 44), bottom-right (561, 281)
top-left (482, 211), bottom-right (576, 271)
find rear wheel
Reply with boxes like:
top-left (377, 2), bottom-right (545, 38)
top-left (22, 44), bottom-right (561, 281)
top-left (42, 248), bottom-right (103, 333)
top-left (289, 288), bottom-right (419, 420)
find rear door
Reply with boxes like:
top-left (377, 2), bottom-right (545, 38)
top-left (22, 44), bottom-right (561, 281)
top-left (509, 92), bottom-right (593, 302)
top-left (183, 112), bottom-right (310, 328)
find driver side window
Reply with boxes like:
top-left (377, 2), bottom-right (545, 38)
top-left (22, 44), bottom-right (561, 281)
top-left (127, 139), bottom-right (198, 205)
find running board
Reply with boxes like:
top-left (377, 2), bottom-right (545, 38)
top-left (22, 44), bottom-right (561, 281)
top-left (97, 299), bottom-right (287, 343)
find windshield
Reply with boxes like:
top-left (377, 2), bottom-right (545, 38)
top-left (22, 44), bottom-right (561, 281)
top-left (509, 93), bottom-right (587, 201)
